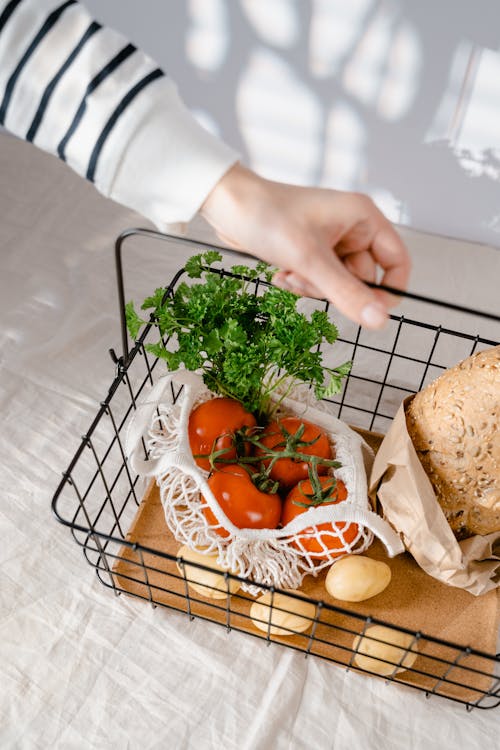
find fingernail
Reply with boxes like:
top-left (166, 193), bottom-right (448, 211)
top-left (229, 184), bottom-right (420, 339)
top-left (361, 303), bottom-right (388, 330)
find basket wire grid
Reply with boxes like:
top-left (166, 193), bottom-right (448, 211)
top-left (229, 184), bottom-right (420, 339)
top-left (52, 229), bottom-right (500, 710)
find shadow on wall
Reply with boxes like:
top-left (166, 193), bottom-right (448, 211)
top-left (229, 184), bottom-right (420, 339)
top-left (87, 0), bottom-right (500, 247)
top-left (177, 0), bottom-right (500, 247)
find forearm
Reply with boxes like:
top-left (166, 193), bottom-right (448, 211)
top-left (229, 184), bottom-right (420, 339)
top-left (0, 0), bottom-right (238, 230)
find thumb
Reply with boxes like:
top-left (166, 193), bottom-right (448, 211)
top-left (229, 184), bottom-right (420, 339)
top-left (276, 255), bottom-right (388, 330)
top-left (313, 254), bottom-right (389, 328)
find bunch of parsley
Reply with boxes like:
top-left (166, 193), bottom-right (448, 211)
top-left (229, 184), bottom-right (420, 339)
top-left (126, 251), bottom-right (351, 422)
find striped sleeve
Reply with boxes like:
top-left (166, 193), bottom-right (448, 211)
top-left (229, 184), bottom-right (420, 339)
top-left (0, 0), bottom-right (238, 231)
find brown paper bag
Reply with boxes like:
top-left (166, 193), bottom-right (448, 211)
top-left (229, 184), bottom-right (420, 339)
top-left (370, 398), bottom-right (500, 595)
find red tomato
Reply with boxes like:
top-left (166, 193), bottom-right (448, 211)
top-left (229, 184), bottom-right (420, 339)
top-left (188, 397), bottom-right (257, 471)
top-left (202, 465), bottom-right (282, 538)
top-left (281, 477), bottom-right (358, 558)
top-left (255, 417), bottom-right (333, 489)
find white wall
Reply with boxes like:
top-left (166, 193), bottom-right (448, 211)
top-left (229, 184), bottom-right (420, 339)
top-left (85, 0), bottom-right (500, 248)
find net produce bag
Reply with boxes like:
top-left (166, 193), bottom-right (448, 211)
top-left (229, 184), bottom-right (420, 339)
top-left (126, 369), bottom-right (404, 592)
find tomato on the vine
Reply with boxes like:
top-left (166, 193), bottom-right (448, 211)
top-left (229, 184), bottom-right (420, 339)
top-left (202, 464), bottom-right (282, 538)
top-left (255, 417), bottom-right (333, 489)
top-left (188, 397), bottom-right (257, 471)
top-left (281, 476), bottom-right (358, 558)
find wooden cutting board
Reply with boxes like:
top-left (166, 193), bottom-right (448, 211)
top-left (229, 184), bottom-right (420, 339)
top-left (113, 429), bottom-right (499, 706)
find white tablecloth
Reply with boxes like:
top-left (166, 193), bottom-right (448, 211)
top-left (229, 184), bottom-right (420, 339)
top-left (1, 134), bottom-right (499, 749)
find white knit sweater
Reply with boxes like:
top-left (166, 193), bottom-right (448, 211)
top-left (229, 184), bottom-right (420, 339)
top-left (0, 0), bottom-right (238, 231)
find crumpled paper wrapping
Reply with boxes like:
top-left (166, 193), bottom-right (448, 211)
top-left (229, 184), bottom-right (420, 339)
top-left (370, 398), bottom-right (500, 596)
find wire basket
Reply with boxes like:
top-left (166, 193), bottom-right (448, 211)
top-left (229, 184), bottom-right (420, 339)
top-left (52, 229), bottom-right (500, 711)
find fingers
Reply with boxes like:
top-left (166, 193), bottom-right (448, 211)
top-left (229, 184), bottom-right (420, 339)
top-left (272, 271), bottom-right (323, 299)
top-left (342, 234), bottom-right (410, 311)
top-left (332, 200), bottom-right (410, 313)
top-left (273, 248), bottom-right (378, 303)
top-left (309, 253), bottom-right (389, 329)
top-left (275, 246), bottom-right (388, 329)
top-left (372, 226), bottom-right (412, 308)
top-left (273, 245), bottom-right (401, 329)
top-left (273, 220), bottom-right (409, 329)
top-left (333, 195), bottom-right (409, 279)
top-left (343, 250), bottom-right (377, 284)
top-left (371, 224), bottom-right (411, 287)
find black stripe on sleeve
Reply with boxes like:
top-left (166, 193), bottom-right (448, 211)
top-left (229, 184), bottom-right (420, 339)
top-left (0, 0), bottom-right (24, 33)
top-left (86, 67), bottom-right (164, 183)
top-left (57, 43), bottom-right (136, 161)
top-left (26, 20), bottom-right (101, 142)
top-left (0, 0), bottom-right (76, 124)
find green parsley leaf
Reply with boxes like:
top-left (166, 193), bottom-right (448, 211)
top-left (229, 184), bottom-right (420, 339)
top-left (185, 250), bottom-right (222, 278)
top-left (126, 253), bottom-right (351, 419)
top-left (141, 287), bottom-right (167, 311)
top-left (125, 301), bottom-right (144, 340)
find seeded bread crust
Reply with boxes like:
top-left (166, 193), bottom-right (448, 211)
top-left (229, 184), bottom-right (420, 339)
top-left (405, 345), bottom-right (500, 539)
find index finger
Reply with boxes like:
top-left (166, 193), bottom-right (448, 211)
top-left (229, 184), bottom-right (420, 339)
top-left (371, 223), bottom-right (411, 307)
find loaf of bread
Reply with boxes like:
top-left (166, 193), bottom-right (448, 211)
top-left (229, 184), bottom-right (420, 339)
top-left (405, 345), bottom-right (500, 539)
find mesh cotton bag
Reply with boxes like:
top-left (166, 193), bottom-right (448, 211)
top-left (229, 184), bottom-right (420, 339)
top-left (126, 369), bottom-right (403, 592)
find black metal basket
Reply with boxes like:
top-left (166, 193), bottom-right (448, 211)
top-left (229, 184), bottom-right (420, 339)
top-left (52, 229), bottom-right (500, 710)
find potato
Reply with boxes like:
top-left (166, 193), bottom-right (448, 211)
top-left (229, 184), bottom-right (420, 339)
top-left (325, 555), bottom-right (391, 602)
top-left (250, 591), bottom-right (316, 636)
top-left (176, 544), bottom-right (240, 599)
top-left (353, 625), bottom-right (418, 676)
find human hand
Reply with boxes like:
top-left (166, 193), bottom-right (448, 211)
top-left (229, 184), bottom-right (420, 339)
top-left (201, 163), bottom-right (411, 329)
